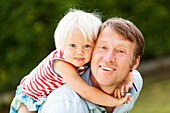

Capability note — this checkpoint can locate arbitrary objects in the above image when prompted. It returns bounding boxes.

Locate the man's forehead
[97,27,133,44]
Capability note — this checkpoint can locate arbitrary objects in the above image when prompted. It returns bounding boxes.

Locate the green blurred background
[0,0,170,112]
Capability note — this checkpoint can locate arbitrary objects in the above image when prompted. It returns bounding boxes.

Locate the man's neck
[91,74,118,113]
[91,73,117,95]
[104,106,115,113]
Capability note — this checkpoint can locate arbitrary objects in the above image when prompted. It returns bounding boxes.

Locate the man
[38,17,145,113]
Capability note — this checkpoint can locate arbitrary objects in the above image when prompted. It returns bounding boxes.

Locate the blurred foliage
[0,0,169,92]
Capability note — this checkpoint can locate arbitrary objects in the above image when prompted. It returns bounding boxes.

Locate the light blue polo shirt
[38,68,143,113]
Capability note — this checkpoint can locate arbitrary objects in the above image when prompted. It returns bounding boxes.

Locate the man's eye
[85,45,90,48]
[118,50,124,53]
[70,44,76,47]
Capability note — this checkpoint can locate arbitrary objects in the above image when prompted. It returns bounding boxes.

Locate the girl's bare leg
[18,103,36,113]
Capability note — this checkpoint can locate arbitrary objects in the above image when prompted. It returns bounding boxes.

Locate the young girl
[10,9,132,113]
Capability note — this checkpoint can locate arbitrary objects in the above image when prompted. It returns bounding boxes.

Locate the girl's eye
[85,45,90,48]
[70,44,76,47]
[101,46,106,49]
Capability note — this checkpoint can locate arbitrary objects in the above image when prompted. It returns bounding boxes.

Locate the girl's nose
[76,48,84,55]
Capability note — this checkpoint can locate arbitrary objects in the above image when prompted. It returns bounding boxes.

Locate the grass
[130,73,170,113]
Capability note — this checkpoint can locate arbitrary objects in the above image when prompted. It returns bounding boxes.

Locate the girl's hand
[117,93,131,106]
[114,81,133,98]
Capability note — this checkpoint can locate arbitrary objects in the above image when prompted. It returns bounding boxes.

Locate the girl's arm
[53,60,131,107]
[114,71,133,98]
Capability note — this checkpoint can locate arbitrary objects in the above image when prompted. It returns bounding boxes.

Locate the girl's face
[63,29,94,67]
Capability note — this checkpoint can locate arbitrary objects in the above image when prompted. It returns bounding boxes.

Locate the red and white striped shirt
[20,49,87,100]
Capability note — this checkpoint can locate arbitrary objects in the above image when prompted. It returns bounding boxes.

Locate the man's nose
[104,50,116,63]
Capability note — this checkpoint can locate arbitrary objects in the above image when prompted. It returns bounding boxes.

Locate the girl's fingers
[120,86,125,96]
[125,85,129,92]
[117,89,121,98]
[114,89,117,97]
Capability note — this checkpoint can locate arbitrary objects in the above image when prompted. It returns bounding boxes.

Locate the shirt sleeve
[51,49,76,76]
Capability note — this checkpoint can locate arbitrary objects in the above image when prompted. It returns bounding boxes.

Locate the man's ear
[131,55,140,71]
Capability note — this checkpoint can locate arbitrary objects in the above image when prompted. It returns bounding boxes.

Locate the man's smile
[100,65,116,71]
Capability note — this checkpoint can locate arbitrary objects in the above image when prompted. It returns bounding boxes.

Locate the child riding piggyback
[10,9,132,113]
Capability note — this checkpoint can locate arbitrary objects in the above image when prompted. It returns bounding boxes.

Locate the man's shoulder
[133,70,143,92]
[39,84,89,113]
[47,84,82,103]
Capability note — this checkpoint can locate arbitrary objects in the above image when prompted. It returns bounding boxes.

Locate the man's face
[91,27,137,88]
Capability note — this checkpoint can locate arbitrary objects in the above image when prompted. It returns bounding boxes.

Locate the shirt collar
[81,67,92,86]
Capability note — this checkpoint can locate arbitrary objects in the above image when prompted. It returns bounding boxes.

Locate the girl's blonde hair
[54,9,102,51]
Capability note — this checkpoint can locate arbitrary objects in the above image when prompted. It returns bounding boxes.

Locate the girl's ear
[131,55,140,71]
